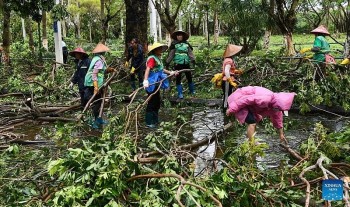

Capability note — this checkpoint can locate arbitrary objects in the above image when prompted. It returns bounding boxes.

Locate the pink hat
[311,25,330,36]
[69,47,88,57]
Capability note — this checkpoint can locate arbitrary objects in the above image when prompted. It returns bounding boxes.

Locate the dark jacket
[72,57,91,91]
[127,44,145,69]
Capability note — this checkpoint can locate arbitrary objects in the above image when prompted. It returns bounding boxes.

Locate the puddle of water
[191,109,346,173]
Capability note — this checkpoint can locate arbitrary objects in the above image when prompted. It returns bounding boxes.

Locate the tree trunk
[89,23,92,43]
[74,13,81,39]
[42,11,48,51]
[124,0,148,48]
[21,18,26,40]
[263,30,271,49]
[25,18,35,53]
[157,13,162,41]
[100,0,107,44]
[284,33,295,56]
[213,10,219,45]
[149,0,158,42]
[2,1,11,67]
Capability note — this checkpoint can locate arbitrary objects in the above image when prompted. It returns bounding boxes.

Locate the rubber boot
[176,84,184,99]
[188,82,195,95]
[96,117,108,125]
[91,120,100,129]
[145,112,156,128]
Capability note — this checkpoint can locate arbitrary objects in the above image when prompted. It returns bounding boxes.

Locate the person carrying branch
[68,47,91,107]
[143,43,178,128]
[125,38,146,91]
[221,44,243,112]
[226,86,296,143]
[300,25,335,65]
[166,30,196,99]
[84,43,115,129]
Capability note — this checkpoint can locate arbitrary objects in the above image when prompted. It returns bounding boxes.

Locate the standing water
[191,108,346,174]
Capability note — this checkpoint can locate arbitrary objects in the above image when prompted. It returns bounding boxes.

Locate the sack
[325,54,336,64]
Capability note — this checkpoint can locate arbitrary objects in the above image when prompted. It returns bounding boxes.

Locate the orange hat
[69,47,88,57]
[223,44,243,58]
[171,30,189,41]
[148,42,168,54]
[92,43,110,54]
[311,25,330,36]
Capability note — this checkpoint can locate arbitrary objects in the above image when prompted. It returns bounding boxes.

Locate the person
[166,30,196,99]
[226,86,296,143]
[300,25,335,65]
[68,47,91,107]
[62,38,68,64]
[125,38,146,91]
[143,42,178,128]
[221,44,243,112]
[84,43,115,129]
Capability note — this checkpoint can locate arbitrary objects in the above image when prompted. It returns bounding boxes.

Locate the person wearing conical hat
[68,47,91,107]
[166,30,196,99]
[143,42,178,128]
[222,44,243,113]
[84,43,115,129]
[300,25,335,64]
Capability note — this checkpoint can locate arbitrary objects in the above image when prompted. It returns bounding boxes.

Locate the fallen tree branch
[128,173,222,207]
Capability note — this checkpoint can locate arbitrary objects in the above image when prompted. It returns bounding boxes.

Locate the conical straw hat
[148,42,168,54]
[92,43,110,54]
[171,30,189,41]
[69,47,88,57]
[223,44,243,58]
[311,25,330,36]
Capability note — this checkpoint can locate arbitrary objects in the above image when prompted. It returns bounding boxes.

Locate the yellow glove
[124,61,129,68]
[340,58,350,65]
[234,69,243,75]
[300,48,311,54]
[130,67,135,74]
[93,81,99,94]
[227,77,238,88]
[304,54,313,59]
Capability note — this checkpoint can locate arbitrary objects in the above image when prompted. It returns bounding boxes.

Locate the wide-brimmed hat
[223,44,243,58]
[148,42,168,54]
[171,30,189,41]
[92,43,110,54]
[311,25,330,36]
[69,47,88,57]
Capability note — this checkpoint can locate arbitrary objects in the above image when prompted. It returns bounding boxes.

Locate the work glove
[106,67,116,73]
[227,77,238,88]
[300,48,311,54]
[143,79,149,88]
[340,58,350,65]
[68,82,74,88]
[93,81,99,94]
[234,69,243,75]
[130,67,136,74]
[124,61,129,68]
[304,54,313,59]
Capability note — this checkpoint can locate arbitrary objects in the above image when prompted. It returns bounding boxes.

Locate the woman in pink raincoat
[226,86,296,143]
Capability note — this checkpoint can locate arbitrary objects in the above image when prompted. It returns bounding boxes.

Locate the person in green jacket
[84,43,115,129]
[300,25,335,64]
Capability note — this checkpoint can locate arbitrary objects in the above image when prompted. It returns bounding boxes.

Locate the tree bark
[213,10,219,45]
[25,18,35,53]
[124,0,148,47]
[42,12,48,51]
[1,0,11,67]
[263,30,271,49]
[284,33,295,56]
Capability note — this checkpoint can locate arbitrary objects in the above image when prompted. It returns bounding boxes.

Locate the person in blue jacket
[69,47,91,107]
[143,43,178,128]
